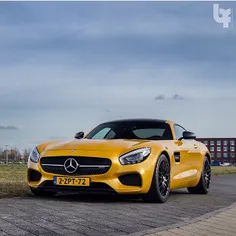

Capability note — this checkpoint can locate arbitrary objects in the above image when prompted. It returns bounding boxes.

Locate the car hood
[44,139,153,153]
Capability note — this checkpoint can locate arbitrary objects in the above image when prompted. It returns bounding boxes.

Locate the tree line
[0,148,31,164]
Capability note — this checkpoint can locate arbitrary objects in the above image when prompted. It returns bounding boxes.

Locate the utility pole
[5,145,8,165]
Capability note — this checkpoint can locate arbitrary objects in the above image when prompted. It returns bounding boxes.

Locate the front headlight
[119,147,151,165]
[29,147,40,163]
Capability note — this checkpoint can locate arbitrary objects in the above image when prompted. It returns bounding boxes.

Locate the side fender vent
[174,152,180,163]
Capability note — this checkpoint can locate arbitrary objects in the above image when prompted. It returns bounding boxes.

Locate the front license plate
[53,177,90,186]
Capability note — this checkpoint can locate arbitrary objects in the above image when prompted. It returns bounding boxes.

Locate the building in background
[197,138,236,164]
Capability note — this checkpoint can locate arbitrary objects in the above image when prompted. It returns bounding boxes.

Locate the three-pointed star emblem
[64,158,79,174]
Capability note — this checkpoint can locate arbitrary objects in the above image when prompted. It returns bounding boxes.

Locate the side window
[174,125,186,140]
[104,129,116,139]
[91,127,111,139]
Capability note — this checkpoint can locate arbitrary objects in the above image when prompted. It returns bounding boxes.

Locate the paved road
[146,203,236,236]
[0,175,235,236]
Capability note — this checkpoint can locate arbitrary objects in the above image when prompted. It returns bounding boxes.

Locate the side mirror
[75,132,84,139]
[179,131,196,140]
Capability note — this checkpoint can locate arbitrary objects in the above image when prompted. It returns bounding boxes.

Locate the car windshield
[85,121,173,140]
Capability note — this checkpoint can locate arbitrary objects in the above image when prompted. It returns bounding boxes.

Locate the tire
[187,156,211,194]
[142,154,170,203]
[30,187,56,197]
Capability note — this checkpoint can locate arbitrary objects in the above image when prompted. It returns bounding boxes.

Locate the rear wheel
[142,154,170,203]
[187,156,211,194]
[30,187,56,197]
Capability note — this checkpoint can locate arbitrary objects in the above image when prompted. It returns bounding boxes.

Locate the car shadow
[25,189,190,203]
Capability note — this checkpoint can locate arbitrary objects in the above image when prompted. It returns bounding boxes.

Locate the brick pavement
[147,203,236,236]
[0,175,235,236]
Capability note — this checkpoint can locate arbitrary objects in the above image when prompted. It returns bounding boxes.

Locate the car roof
[101,118,168,125]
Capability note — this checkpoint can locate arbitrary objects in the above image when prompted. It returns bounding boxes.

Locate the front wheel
[142,154,170,203]
[187,156,211,194]
[30,187,56,197]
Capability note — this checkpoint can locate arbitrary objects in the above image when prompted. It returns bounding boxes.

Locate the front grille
[40,156,111,176]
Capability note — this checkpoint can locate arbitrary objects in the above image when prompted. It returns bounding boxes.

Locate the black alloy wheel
[142,154,170,203]
[187,156,211,194]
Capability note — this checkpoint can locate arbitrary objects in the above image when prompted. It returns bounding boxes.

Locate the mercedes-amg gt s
[27,119,211,203]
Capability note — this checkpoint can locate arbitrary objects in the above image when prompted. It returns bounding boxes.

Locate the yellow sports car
[27,119,211,203]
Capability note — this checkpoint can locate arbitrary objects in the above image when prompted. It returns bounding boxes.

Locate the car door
[171,125,196,188]
[187,139,204,181]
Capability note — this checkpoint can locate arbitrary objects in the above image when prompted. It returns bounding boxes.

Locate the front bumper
[27,152,157,194]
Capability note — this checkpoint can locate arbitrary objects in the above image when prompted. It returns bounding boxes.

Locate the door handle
[194,144,198,149]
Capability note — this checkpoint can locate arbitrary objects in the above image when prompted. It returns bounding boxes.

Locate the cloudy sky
[0,1,236,149]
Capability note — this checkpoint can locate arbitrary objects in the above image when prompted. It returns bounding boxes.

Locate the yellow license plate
[53,177,90,186]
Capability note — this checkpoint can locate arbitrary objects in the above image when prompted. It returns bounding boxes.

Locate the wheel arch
[159,151,171,169]
[142,150,171,202]
[150,150,171,183]
[205,152,211,164]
